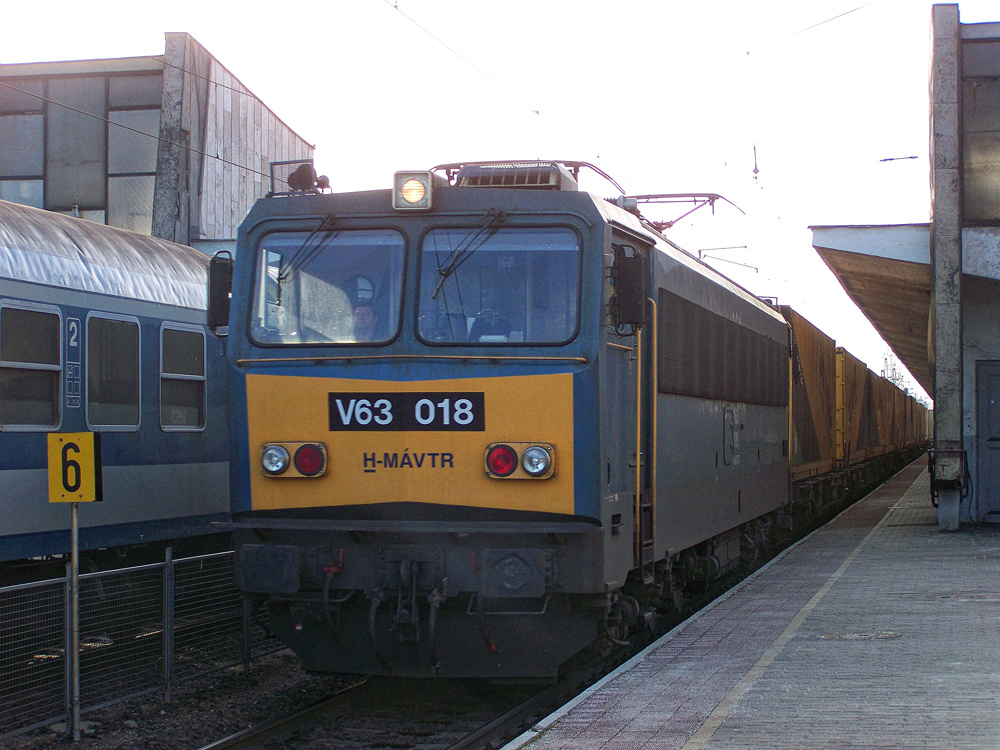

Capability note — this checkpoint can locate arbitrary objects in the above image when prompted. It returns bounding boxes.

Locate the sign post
[48,432,102,742]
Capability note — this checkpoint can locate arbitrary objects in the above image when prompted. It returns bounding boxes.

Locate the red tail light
[294,444,326,477]
[486,444,518,477]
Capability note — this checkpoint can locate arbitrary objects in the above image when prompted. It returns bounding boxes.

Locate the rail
[196,678,370,750]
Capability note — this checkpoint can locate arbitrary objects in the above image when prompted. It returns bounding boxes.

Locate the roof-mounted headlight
[393,171,435,211]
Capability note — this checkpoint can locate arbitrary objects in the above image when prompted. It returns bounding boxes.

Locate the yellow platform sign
[48,432,102,503]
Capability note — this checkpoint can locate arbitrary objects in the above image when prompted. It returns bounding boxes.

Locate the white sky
[7,0,999,403]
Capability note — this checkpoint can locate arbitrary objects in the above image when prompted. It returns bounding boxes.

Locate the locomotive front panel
[243,372,575,513]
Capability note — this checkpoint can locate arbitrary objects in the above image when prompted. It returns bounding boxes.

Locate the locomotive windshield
[417,227,580,345]
[250,228,405,345]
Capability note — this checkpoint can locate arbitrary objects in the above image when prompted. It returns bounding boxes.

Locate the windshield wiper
[278,213,339,285]
[430,209,507,300]
[268,213,338,307]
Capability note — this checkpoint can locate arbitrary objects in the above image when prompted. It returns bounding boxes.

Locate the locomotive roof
[590,194,789,334]
[0,200,208,310]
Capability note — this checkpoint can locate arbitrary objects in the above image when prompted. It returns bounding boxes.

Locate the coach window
[160,326,206,430]
[0,304,61,428]
[87,315,140,429]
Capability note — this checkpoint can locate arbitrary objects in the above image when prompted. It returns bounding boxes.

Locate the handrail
[647,296,658,558]
[237,354,588,365]
[634,326,643,563]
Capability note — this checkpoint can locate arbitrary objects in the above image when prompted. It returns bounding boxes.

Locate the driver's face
[353,305,376,340]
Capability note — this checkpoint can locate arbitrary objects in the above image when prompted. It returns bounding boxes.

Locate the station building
[812,4,999,530]
[0,32,312,253]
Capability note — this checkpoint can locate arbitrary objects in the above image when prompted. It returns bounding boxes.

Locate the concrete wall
[932,7,1000,526]
[153,33,313,244]
[961,248,1000,522]
[958,23,1000,524]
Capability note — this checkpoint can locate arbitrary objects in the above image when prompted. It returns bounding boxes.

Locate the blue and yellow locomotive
[216,161,797,679]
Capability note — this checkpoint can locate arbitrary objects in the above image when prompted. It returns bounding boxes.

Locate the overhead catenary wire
[1,2,890,198]
[745,0,887,183]
[0,0,899,223]
[788,1,879,36]
[378,0,601,161]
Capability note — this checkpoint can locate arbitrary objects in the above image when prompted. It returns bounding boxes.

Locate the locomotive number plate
[328,392,485,431]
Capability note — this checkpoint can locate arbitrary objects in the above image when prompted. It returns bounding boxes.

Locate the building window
[108,174,156,234]
[108,109,159,174]
[0,73,164,223]
[963,40,1000,223]
[87,315,139,429]
[0,79,44,114]
[0,98,44,208]
[108,75,163,109]
[46,77,107,215]
[0,113,44,175]
[0,304,61,428]
[0,179,43,208]
[160,326,206,430]
[107,108,159,234]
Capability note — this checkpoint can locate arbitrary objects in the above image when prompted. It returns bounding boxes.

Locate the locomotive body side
[649,246,790,575]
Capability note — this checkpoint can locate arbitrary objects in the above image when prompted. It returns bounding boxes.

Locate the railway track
[194,675,548,750]
[197,677,370,749]
[192,517,830,750]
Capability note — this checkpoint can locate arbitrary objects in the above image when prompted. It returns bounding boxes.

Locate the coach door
[977,361,1000,523]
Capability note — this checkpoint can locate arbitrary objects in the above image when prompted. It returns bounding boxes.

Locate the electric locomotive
[0,200,229,582]
[215,161,793,679]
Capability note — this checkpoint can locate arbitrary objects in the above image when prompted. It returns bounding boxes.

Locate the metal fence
[0,551,277,740]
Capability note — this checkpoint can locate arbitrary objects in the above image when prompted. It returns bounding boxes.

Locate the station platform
[504,458,1000,750]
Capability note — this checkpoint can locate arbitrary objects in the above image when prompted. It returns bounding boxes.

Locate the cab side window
[0,304,61,427]
[160,326,206,430]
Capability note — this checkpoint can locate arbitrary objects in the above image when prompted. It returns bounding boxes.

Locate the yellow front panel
[246,372,575,514]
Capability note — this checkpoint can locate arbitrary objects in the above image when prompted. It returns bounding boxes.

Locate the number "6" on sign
[47,432,103,503]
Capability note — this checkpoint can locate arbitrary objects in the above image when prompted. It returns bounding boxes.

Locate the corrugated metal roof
[0,200,207,310]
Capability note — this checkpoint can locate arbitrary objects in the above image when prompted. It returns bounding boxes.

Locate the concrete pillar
[930,4,963,530]
[152,33,188,243]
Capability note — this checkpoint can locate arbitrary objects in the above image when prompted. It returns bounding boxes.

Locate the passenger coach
[0,200,229,580]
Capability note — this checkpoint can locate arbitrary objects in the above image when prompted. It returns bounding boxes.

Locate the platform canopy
[810,224,932,395]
